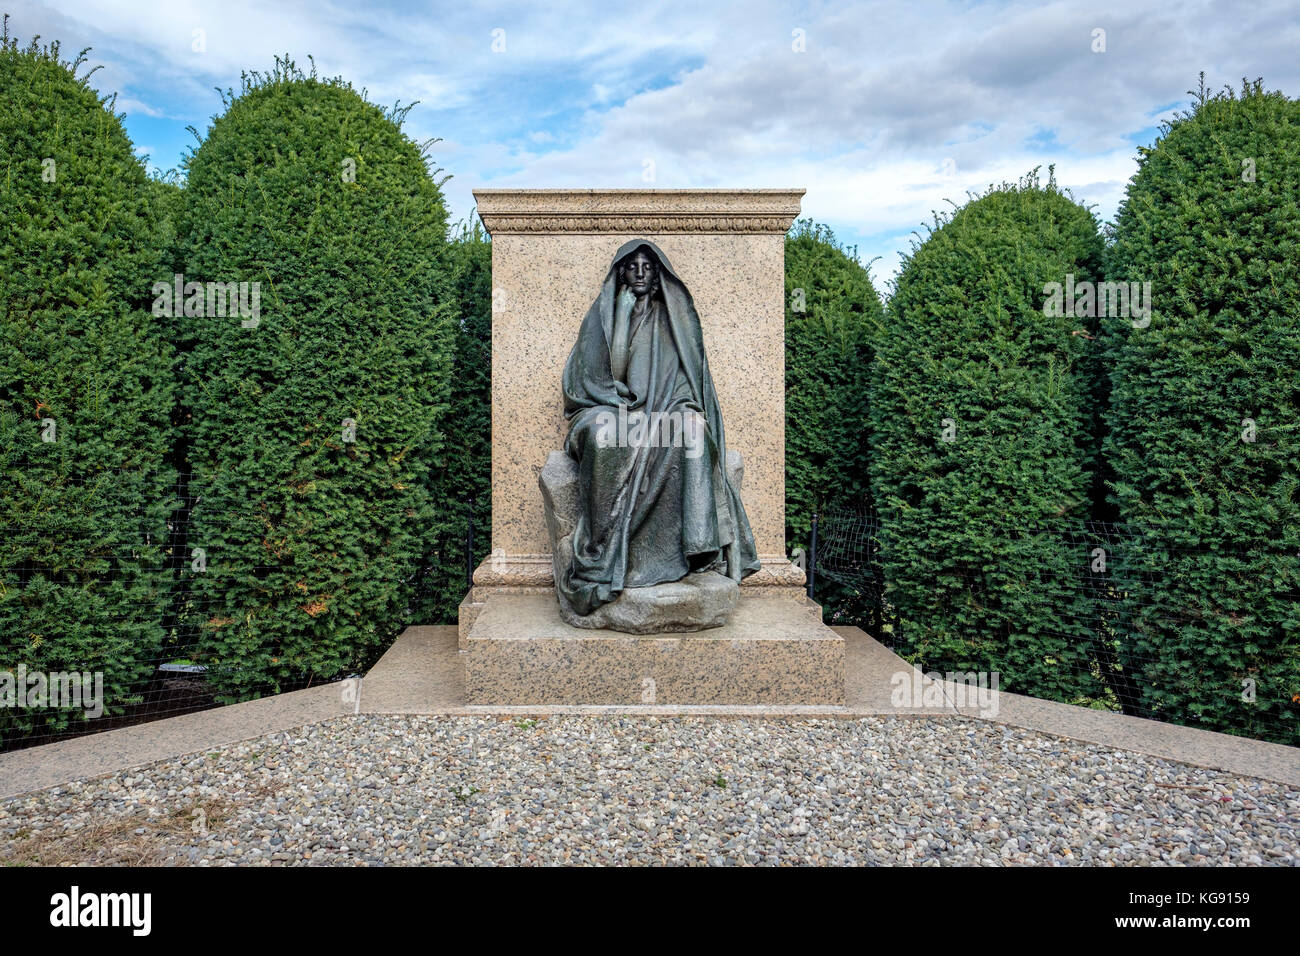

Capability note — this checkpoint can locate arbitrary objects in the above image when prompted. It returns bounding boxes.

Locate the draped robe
[559,240,760,616]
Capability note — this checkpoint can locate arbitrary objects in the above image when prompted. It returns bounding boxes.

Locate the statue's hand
[615,286,637,318]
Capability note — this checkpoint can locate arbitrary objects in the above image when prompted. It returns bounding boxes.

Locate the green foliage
[414,217,492,624]
[175,58,456,701]
[0,25,176,740]
[870,170,1105,700]
[1103,78,1300,743]
[145,173,184,275]
[784,219,883,624]
[784,219,882,542]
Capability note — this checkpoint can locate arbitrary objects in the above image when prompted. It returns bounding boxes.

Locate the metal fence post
[466,497,475,590]
[807,512,818,600]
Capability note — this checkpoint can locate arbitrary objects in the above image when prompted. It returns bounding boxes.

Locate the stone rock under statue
[540,239,760,633]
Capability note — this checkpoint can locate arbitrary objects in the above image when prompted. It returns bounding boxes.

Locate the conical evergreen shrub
[784,219,883,621]
[1103,78,1300,743]
[415,218,492,624]
[176,58,456,700]
[0,24,176,741]
[870,170,1106,701]
[785,219,882,541]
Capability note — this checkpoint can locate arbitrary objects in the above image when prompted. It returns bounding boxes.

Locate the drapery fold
[558,239,760,616]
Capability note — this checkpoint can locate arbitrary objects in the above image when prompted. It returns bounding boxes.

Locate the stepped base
[462,592,845,705]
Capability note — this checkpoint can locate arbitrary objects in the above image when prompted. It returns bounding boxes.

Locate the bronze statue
[555,239,760,620]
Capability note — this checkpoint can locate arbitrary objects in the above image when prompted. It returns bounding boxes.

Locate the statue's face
[620,251,658,296]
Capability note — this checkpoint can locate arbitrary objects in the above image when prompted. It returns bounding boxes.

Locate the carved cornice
[473,189,806,236]
[481,215,800,235]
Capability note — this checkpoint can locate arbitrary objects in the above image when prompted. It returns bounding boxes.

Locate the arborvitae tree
[1103,78,1300,744]
[175,58,456,701]
[414,217,492,624]
[784,220,882,537]
[870,170,1106,702]
[0,24,176,742]
[784,219,883,621]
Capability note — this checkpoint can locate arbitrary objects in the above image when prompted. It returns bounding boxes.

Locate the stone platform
[462,592,845,706]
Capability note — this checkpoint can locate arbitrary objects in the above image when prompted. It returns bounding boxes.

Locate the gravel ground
[2,714,1297,866]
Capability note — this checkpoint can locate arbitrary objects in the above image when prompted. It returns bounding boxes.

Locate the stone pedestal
[460,188,841,705]
[464,592,844,705]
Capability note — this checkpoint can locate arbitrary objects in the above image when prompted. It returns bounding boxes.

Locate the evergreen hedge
[0,27,176,740]
[415,219,492,624]
[784,220,882,540]
[1103,79,1300,743]
[784,219,883,622]
[870,171,1106,701]
[175,59,456,701]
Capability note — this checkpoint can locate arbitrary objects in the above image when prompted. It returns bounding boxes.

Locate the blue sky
[10,0,1300,285]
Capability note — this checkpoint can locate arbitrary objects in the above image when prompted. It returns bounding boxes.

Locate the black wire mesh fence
[812,508,1300,747]
[1,471,470,754]
[6,480,1295,752]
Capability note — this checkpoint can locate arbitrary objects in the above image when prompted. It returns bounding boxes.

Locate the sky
[8,0,1300,286]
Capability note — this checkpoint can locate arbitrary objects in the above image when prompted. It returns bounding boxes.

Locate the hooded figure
[559,239,761,617]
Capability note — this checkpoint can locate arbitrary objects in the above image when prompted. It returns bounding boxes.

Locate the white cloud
[8,0,1298,279]
[115,96,165,117]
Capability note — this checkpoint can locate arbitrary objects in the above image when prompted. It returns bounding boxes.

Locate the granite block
[462,591,845,705]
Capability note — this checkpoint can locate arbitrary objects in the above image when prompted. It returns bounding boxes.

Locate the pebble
[1,715,1296,866]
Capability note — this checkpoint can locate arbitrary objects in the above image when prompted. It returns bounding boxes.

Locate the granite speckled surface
[473,189,804,579]
[462,592,845,706]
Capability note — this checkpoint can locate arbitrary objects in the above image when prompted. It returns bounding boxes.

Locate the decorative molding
[472,189,806,236]
[471,553,806,589]
[472,554,554,588]
[481,215,801,235]
[740,556,807,589]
